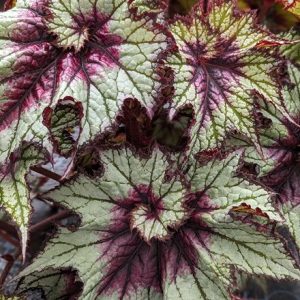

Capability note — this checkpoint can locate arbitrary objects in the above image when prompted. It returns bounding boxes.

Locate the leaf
[280,31,300,63]
[277,0,300,18]
[166,0,284,156]
[277,167,300,250]
[0,144,47,258]
[18,268,83,299]
[129,0,168,18]
[237,95,293,179]
[18,149,187,299]
[237,32,300,178]
[0,0,168,167]
[42,96,83,157]
[163,154,300,299]
[114,98,193,151]
[229,34,300,251]
[0,296,22,300]
[17,149,300,299]
[116,98,153,149]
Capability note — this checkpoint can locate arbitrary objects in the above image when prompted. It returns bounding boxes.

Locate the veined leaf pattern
[0,0,168,242]
[228,32,300,177]
[0,1,299,299]
[0,0,168,165]
[18,149,300,299]
[167,0,284,155]
[235,31,300,253]
[0,144,47,258]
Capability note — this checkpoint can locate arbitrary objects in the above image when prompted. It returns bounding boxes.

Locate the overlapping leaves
[0,0,299,299]
[0,0,168,242]
[0,0,168,163]
[17,149,300,299]
[238,31,300,251]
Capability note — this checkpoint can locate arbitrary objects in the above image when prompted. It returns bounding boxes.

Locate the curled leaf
[43,96,83,157]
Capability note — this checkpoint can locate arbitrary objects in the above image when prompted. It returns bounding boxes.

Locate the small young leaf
[43,96,83,157]
[129,0,168,18]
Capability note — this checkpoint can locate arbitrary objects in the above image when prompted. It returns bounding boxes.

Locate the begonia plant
[0,0,300,299]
